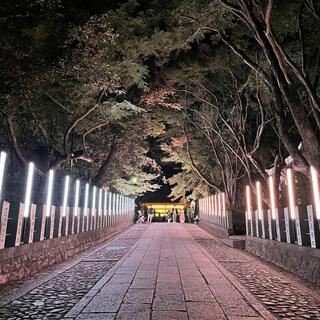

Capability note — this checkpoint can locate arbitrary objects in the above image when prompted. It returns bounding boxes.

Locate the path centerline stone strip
[0,225,146,320]
[62,223,275,320]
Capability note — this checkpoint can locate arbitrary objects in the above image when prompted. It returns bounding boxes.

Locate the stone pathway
[1,223,320,319]
[63,224,275,320]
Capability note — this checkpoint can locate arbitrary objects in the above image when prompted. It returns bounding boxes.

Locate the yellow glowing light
[268,176,276,220]
[256,181,263,220]
[311,166,320,220]
[286,169,296,219]
[246,185,252,219]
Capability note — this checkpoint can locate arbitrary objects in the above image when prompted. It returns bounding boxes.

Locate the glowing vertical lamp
[84,183,89,216]
[109,192,112,217]
[23,163,35,217]
[311,166,320,220]
[74,180,80,216]
[61,176,70,217]
[222,193,226,216]
[0,151,7,199]
[45,170,55,217]
[286,168,296,219]
[113,193,116,221]
[98,188,102,216]
[268,176,277,220]
[104,190,107,226]
[256,181,263,220]
[246,186,252,220]
[214,195,218,216]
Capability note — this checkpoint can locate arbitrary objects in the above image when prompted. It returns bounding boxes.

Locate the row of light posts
[199,192,230,228]
[0,152,135,249]
[246,168,320,248]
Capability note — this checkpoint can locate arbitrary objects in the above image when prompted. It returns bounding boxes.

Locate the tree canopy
[1,0,320,207]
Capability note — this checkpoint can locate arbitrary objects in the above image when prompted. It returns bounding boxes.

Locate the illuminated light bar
[116,194,119,215]
[256,181,263,220]
[0,151,7,198]
[311,166,320,220]
[83,183,89,216]
[218,193,221,215]
[98,188,102,216]
[113,193,116,216]
[23,162,35,217]
[214,195,217,215]
[92,186,97,213]
[74,180,80,216]
[45,170,55,217]
[109,192,112,216]
[104,190,107,216]
[246,185,252,219]
[62,176,70,217]
[222,193,226,216]
[286,168,296,219]
[268,176,277,220]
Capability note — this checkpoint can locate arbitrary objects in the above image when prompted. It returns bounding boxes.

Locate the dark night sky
[137,164,181,203]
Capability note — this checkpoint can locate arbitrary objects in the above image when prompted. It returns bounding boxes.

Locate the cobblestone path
[0,226,144,320]
[187,224,320,320]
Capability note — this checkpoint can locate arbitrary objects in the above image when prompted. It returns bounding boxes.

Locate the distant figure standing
[137,211,145,223]
[194,214,200,225]
[179,208,185,223]
[166,211,172,223]
[147,205,154,223]
[172,206,178,223]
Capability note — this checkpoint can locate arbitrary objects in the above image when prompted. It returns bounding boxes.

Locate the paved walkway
[1,223,320,319]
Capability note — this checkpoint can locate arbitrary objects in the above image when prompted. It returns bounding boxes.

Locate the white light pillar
[44,170,55,239]
[0,151,7,200]
[83,183,90,232]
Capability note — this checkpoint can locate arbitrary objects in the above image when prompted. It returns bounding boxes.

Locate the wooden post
[15,203,25,246]
[57,206,63,237]
[40,205,47,241]
[0,201,10,249]
[28,203,36,243]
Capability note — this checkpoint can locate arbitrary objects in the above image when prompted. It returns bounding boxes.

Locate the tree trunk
[93,140,117,186]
